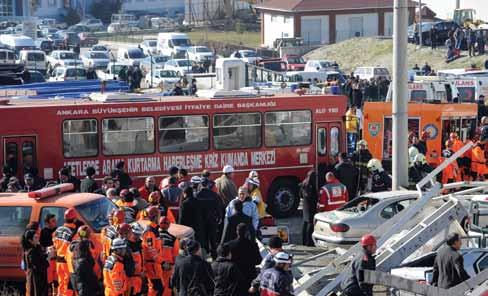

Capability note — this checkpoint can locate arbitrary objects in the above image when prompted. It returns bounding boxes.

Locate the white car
[81,19,104,32]
[90,45,110,55]
[186,46,214,63]
[140,39,158,56]
[145,69,180,88]
[164,59,194,76]
[140,55,170,73]
[304,60,338,72]
[81,51,110,69]
[48,66,87,81]
[46,50,82,71]
[230,50,262,64]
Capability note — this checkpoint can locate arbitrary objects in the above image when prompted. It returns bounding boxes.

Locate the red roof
[256,0,416,12]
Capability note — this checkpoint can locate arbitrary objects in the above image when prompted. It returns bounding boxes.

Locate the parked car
[304,60,338,72]
[78,32,98,47]
[81,51,110,69]
[117,47,146,66]
[62,31,81,47]
[145,69,180,88]
[258,60,287,72]
[90,45,110,55]
[47,31,65,49]
[24,70,46,84]
[282,54,306,71]
[140,39,158,56]
[46,50,82,71]
[107,23,140,33]
[140,55,170,73]
[353,66,391,81]
[164,59,194,76]
[390,247,488,295]
[186,46,214,62]
[230,50,262,64]
[96,62,130,81]
[35,38,54,54]
[157,32,191,58]
[312,191,419,246]
[80,19,104,32]
[0,49,16,64]
[49,66,87,81]
[0,35,36,54]
[17,50,47,73]
[67,24,90,33]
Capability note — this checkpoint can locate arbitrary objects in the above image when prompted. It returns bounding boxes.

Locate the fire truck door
[316,122,342,187]
[2,136,37,180]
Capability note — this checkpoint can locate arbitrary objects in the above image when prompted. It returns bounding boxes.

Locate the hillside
[305,37,487,73]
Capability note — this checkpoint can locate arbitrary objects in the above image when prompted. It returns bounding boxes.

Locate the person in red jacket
[139,176,157,201]
[318,172,348,212]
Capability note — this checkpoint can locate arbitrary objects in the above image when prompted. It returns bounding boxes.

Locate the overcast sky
[421,0,488,21]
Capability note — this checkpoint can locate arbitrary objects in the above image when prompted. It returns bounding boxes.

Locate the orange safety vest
[103,255,128,296]
[472,146,487,176]
[452,139,464,153]
[318,182,348,212]
[101,225,118,259]
[141,222,163,279]
[53,223,77,260]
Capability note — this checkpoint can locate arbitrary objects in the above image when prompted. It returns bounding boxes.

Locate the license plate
[315,240,329,248]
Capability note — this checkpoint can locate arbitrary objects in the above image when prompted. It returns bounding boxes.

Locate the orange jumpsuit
[103,255,128,296]
[441,154,461,184]
[160,230,179,296]
[128,240,143,296]
[452,139,464,153]
[101,225,118,260]
[472,145,487,179]
[53,223,77,296]
[142,222,164,296]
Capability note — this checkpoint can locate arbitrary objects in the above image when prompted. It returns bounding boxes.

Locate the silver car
[313,191,419,247]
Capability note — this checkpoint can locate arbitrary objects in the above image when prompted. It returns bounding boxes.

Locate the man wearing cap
[432,233,470,289]
[259,251,294,296]
[80,166,98,193]
[340,234,377,296]
[225,186,259,231]
[215,165,238,206]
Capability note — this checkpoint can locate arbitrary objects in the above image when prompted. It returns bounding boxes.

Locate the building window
[213,113,261,150]
[102,117,154,155]
[0,0,13,17]
[63,119,98,158]
[48,0,57,6]
[159,115,209,152]
[265,110,311,147]
[284,16,292,24]
[271,15,278,23]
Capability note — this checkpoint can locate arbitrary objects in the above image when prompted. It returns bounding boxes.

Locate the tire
[268,178,300,218]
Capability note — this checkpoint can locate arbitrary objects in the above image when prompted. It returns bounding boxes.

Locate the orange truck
[0,184,193,281]
[362,101,478,165]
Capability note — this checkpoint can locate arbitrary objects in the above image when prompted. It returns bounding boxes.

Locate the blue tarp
[0,80,129,99]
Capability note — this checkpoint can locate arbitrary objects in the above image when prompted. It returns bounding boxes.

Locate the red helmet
[360,234,377,247]
[64,208,77,221]
[159,216,170,228]
[147,206,160,220]
[77,225,91,238]
[148,191,160,203]
[112,209,125,225]
[118,223,132,236]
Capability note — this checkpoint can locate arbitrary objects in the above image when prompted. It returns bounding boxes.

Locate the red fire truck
[1,93,347,217]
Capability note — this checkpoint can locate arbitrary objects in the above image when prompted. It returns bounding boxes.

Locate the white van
[0,49,16,64]
[157,32,191,58]
[18,50,47,73]
[304,60,338,72]
[117,47,146,65]
[0,35,36,54]
[353,66,391,81]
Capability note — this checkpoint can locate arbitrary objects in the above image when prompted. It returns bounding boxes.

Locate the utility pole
[392,0,409,189]
[456,0,460,9]
[418,0,422,47]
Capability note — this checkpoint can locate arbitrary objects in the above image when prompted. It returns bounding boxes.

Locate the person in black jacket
[171,240,214,296]
[227,223,262,292]
[71,233,100,296]
[110,161,132,189]
[334,153,359,200]
[212,244,243,296]
[351,140,372,195]
[300,170,318,246]
[58,166,80,192]
[80,167,98,193]
[22,228,49,296]
[221,200,255,244]
[0,166,13,192]
[432,233,470,289]
[179,187,201,232]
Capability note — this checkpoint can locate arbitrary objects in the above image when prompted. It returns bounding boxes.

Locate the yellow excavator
[453,8,485,28]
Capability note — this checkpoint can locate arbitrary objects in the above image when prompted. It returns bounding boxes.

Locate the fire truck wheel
[268,178,300,218]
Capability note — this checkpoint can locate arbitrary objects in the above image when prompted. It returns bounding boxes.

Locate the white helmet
[246,177,260,187]
[273,252,292,264]
[130,222,144,237]
[111,238,127,251]
[190,175,201,185]
[408,146,419,165]
[223,165,234,174]
[249,170,259,179]
[367,158,383,172]
[357,139,368,149]
[414,153,427,165]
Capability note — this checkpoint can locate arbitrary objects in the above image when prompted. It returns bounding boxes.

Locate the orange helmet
[148,191,160,203]
[64,208,77,221]
[118,223,132,236]
[159,216,170,228]
[77,225,91,239]
[112,209,125,225]
[360,234,377,247]
[147,206,160,220]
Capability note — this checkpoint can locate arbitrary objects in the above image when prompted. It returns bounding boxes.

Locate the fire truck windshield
[75,198,117,232]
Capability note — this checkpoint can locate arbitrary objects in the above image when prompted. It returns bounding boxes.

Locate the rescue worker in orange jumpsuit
[104,238,129,296]
[101,209,125,260]
[117,223,136,282]
[142,206,164,296]
[450,132,469,179]
[318,172,348,212]
[159,217,179,296]
[53,208,78,296]
[472,142,487,180]
[442,140,461,184]
[128,223,144,296]
[116,189,140,223]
